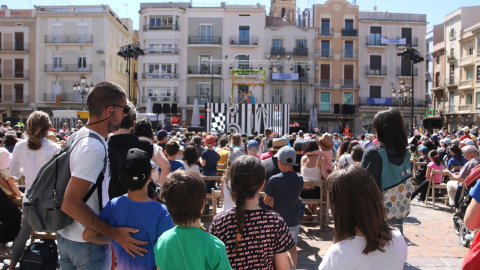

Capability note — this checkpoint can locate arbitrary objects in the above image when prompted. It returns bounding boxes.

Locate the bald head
[463,145,479,160]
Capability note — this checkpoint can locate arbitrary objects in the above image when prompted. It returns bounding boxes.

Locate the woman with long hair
[8,111,61,270]
[300,140,328,214]
[319,165,407,269]
[335,137,351,164]
[360,108,409,233]
[411,150,444,202]
[210,155,293,270]
[446,144,467,172]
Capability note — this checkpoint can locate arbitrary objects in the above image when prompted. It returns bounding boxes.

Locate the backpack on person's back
[22,132,107,232]
[19,239,58,270]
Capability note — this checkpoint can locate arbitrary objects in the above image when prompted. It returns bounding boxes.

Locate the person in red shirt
[461,127,472,141]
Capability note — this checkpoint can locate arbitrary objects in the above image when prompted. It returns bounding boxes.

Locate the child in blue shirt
[83,148,174,270]
[201,135,220,193]
[159,140,185,174]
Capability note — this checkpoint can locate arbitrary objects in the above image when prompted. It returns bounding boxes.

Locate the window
[321,40,330,57]
[345,19,354,30]
[370,26,381,45]
[449,65,455,84]
[149,40,174,54]
[450,28,455,38]
[239,26,250,44]
[477,66,480,81]
[273,39,282,48]
[469,48,474,56]
[467,95,472,105]
[237,55,249,70]
[477,92,480,108]
[344,41,353,57]
[321,19,330,35]
[272,88,282,103]
[199,25,213,43]
[294,88,306,111]
[478,39,480,55]
[0,84,2,102]
[467,69,473,80]
[297,39,306,48]
[320,92,330,112]
[343,92,353,105]
[200,55,211,74]
[370,55,381,74]
[77,53,86,72]
[78,26,87,42]
[426,43,430,53]
[148,87,171,102]
[53,54,62,72]
[344,65,354,87]
[436,55,439,64]
[148,64,160,76]
[320,64,330,86]
[150,16,173,28]
[435,72,440,87]
[450,44,454,57]
[426,59,429,72]
[197,83,211,104]
[401,28,412,46]
[369,86,381,98]
[449,91,454,112]
[14,84,23,103]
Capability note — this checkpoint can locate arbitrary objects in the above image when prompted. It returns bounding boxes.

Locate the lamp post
[291,63,310,127]
[73,74,94,111]
[117,42,145,103]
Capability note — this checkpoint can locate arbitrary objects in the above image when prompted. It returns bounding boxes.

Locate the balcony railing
[366,66,387,76]
[143,24,179,31]
[187,96,221,104]
[366,37,386,46]
[187,65,222,75]
[316,49,334,58]
[316,79,333,89]
[291,103,316,113]
[0,42,29,51]
[293,47,308,56]
[45,35,93,43]
[145,48,179,55]
[318,28,334,37]
[188,36,221,45]
[397,67,418,77]
[341,79,358,89]
[229,36,258,45]
[141,96,179,103]
[2,95,29,103]
[142,72,179,79]
[341,49,357,59]
[294,74,308,83]
[359,97,428,107]
[458,105,473,112]
[445,76,459,86]
[342,28,357,37]
[0,70,28,78]
[459,79,474,89]
[43,93,82,102]
[44,64,92,73]
[271,47,286,56]
[396,38,418,47]
[459,55,474,67]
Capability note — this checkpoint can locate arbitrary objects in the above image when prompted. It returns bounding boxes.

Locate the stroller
[453,179,477,247]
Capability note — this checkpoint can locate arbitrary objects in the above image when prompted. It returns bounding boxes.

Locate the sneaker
[465,233,475,242]
[0,244,12,259]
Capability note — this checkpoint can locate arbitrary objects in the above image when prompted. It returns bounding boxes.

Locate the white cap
[464,127,471,132]
[441,138,451,145]
[461,138,475,146]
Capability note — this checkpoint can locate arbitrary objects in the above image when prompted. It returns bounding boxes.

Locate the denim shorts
[288,225,300,245]
[57,233,111,270]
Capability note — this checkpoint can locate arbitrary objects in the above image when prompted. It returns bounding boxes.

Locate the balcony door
[53,26,62,43]
[239,26,250,45]
[199,25,212,44]
[199,55,211,74]
[78,26,87,42]
[53,54,62,72]
[77,54,86,72]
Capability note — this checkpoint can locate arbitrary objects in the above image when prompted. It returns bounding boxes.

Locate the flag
[381,37,406,45]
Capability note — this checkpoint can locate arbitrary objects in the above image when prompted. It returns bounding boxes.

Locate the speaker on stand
[171,104,177,114]
[152,103,162,114]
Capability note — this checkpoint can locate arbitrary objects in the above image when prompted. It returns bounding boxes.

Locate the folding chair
[425,170,448,210]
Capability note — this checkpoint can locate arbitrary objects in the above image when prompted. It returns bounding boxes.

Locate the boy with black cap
[83,148,173,270]
[263,146,304,269]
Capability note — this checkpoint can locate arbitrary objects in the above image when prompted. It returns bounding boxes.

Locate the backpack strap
[378,148,411,190]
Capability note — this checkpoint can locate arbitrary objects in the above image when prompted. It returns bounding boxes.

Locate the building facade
[314,0,359,134]
[357,11,427,134]
[427,23,446,130]
[34,5,133,114]
[0,6,36,118]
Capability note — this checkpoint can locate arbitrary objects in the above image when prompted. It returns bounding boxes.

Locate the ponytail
[234,193,246,253]
[429,150,442,166]
[26,111,51,150]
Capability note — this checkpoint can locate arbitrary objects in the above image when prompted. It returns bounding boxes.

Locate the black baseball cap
[118,148,152,191]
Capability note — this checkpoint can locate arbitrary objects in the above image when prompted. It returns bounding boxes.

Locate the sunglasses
[107,104,130,114]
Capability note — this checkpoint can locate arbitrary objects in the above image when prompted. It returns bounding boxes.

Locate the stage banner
[381,37,406,45]
[272,73,299,80]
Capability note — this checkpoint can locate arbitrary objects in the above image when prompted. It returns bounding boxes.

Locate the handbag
[378,149,414,220]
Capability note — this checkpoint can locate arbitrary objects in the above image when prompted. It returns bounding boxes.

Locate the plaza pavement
[1,198,470,269]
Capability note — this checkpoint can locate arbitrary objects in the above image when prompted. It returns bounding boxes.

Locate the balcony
[142,73,179,79]
[293,47,308,56]
[359,97,393,107]
[366,37,386,47]
[341,28,357,37]
[291,103,316,113]
[145,48,179,55]
[229,36,258,46]
[458,104,473,113]
[459,79,474,90]
[293,74,308,83]
[187,96,221,105]
[2,95,29,103]
[316,79,333,89]
[341,79,358,89]
[45,35,93,43]
[445,76,458,87]
[44,64,92,73]
[397,38,418,47]
[341,49,357,59]
[0,70,28,78]
[0,42,29,52]
[318,28,334,37]
[459,55,474,67]
[141,96,179,103]
[431,80,445,91]
[447,55,456,64]
[188,36,221,45]
[43,93,81,102]
[142,24,179,31]
[316,49,334,59]
[397,67,418,77]
[187,66,222,75]
[271,47,286,56]
[365,66,387,76]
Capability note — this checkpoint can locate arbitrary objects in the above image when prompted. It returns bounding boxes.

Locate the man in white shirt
[59,82,147,269]
[364,134,375,150]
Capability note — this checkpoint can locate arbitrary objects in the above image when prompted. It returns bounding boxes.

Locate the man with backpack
[59,82,147,269]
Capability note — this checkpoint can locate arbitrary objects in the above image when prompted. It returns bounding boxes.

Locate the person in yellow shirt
[216,136,229,166]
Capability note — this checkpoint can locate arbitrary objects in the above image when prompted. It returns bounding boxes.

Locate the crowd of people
[1,82,480,269]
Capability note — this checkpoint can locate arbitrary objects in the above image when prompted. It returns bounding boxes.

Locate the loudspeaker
[163,103,171,114]
[171,104,177,114]
[152,103,162,114]
[341,104,355,115]
[334,104,340,115]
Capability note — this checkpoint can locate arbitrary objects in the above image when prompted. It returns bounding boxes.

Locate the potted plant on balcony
[447,55,456,61]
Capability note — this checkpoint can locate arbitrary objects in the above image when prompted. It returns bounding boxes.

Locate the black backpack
[20,239,58,270]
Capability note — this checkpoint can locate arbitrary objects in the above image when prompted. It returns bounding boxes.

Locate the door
[370,26,381,45]
[321,41,330,57]
[14,59,23,78]
[77,54,86,72]
[320,64,330,87]
[53,54,62,72]
[295,88,306,111]
[78,26,87,42]
[199,55,211,74]
[344,65,354,87]
[14,32,24,51]
[239,26,250,45]
[344,41,353,58]
[320,92,330,112]
[321,19,330,35]
[199,25,212,44]
[370,55,381,74]
[53,26,62,43]
[402,28,412,46]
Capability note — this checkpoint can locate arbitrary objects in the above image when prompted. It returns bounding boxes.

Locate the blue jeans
[58,233,111,270]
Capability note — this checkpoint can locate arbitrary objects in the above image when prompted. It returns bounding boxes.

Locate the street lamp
[291,64,310,127]
[392,80,412,127]
[73,74,94,111]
